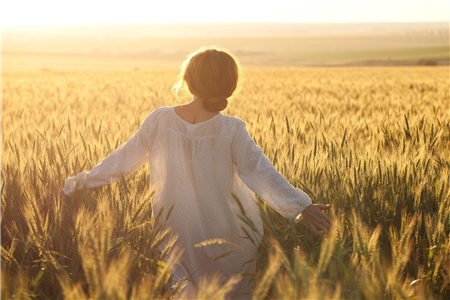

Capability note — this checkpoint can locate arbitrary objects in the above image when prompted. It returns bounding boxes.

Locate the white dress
[63,106,312,299]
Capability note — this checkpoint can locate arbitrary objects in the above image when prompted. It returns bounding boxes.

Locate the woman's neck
[182,96,209,112]
[174,95,220,124]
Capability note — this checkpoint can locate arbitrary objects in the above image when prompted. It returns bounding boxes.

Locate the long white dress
[63,106,312,299]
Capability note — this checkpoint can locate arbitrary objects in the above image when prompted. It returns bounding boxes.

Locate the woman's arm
[62,109,160,196]
[231,120,332,233]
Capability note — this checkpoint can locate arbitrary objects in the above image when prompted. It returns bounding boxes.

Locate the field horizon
[3,22,449,72]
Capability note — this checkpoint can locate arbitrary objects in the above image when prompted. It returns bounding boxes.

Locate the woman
[61,46,332,299]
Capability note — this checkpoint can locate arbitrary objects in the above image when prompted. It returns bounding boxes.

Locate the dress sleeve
[63,109,160,196]
[231,120,312,222]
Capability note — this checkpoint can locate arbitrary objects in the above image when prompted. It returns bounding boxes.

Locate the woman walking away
[61,46,332,299]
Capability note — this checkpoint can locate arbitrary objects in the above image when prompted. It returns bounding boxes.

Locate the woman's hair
[172,46,243,112]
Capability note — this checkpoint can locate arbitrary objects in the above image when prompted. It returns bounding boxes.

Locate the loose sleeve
[63,109,159,196]
[231,121,312,222]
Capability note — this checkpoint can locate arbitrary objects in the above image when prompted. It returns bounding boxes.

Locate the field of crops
[2,67,449,299]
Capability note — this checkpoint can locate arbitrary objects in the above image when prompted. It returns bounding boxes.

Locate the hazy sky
[2,0,449,25]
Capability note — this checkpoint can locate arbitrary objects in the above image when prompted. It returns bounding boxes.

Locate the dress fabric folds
[63,106,312,299]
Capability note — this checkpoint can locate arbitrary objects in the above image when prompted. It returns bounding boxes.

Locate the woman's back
[149,106,261,251]
[150,105,261,298]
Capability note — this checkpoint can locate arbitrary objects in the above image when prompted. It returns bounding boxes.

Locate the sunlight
[2,0,448,25]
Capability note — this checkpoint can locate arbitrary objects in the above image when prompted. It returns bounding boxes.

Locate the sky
[2,0,449,25]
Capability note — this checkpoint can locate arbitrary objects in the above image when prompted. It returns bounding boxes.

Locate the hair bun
[204,96,228,112]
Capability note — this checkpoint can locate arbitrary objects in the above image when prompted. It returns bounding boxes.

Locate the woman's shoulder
[151,106,173,115]
[139,106,173,129]
[145,106,173,120]
[221,114,247,128]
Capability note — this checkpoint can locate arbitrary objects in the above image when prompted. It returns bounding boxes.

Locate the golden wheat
[2,67,449,299]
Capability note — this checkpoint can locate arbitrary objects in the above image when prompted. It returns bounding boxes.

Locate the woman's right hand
[300,204,332,235]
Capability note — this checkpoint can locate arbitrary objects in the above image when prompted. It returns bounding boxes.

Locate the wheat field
[1,67,449,299]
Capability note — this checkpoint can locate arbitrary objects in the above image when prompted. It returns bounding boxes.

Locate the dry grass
[2,67,449,299]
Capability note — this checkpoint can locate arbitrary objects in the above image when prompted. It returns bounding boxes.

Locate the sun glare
[2,0,449,25]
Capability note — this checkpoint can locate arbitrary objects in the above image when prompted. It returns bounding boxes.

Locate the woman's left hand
[59,190,71,202]
[37,190,71,211]
[37,193,54,211]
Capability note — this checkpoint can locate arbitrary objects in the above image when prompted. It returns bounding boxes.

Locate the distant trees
[415,58,439,66]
